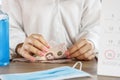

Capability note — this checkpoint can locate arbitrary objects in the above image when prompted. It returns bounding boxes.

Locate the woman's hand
[68,39,96,61]
[16,34,50,62]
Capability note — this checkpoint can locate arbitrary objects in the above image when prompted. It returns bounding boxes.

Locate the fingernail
[39,52,45,56]
[65,51,71,59]
[47,46,51,49]
[46,43,51,48]
[67,56,71,59]
[43,47,49,52]
[30,58,36,62]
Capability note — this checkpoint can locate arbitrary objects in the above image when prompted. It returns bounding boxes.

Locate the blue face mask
[0,62,91,80]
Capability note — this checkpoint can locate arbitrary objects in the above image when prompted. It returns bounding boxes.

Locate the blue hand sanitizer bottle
[0,0,9,66]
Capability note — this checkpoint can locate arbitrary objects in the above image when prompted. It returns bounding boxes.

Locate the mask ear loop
[72,61,82,71]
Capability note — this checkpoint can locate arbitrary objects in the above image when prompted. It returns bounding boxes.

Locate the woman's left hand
[68,39,96,60]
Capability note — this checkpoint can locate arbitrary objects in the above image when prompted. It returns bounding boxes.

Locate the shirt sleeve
[2,0,26,57]
[75,0,101,51]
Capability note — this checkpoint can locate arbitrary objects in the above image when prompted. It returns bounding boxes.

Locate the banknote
[35,40,69,61]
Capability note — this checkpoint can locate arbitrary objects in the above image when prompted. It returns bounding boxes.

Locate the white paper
[97,0,120,77]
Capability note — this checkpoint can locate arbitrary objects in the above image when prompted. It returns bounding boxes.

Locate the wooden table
[0,59,120,80]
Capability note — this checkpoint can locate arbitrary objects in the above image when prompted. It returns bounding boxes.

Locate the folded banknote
[35,40,69,61]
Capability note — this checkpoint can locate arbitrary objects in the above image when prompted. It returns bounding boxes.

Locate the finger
[68,39,87,54]
[69,41,93,58]
[76,50,94,60]
[88,54,96,60]
[83,50,94,59]
[76,54,85,60]
[78,42,92,54]
[20,49,36,62]
[23,43,45,56]
[26,37,49,52]
[70,50,80,58]
[31,34,50,48]
[70,48,93,58]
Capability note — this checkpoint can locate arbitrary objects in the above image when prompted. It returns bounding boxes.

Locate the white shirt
[2,0,101,56]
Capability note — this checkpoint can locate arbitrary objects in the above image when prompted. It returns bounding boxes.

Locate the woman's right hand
[16,34,50,62]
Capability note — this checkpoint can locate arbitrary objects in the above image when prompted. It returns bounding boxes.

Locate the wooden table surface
[0,59,120,80]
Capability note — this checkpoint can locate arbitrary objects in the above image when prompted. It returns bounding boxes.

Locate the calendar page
[97,0,120,77]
